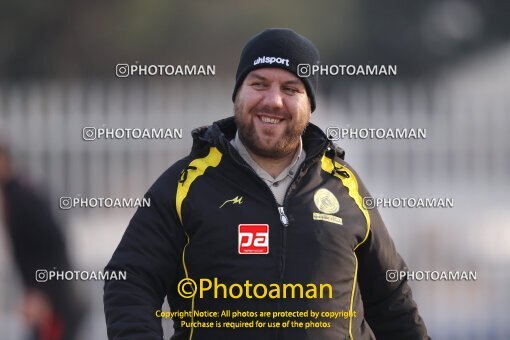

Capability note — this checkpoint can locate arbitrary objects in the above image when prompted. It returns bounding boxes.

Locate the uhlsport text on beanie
[232,28,320,112]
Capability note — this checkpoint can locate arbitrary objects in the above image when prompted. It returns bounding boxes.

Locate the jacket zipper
[226,139,327,269]
[226,140,327,340]
[225,146,291,271]
[278,206,289,227]
[277,205,289,285]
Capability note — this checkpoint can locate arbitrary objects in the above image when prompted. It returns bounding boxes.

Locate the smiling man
[234,68,310,157]
[104,28,429,339]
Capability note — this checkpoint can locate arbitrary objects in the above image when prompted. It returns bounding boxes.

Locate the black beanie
[232,28,320,112]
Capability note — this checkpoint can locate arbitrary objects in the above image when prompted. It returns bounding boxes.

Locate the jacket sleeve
[103,167,187,339]
[353,173,430,339]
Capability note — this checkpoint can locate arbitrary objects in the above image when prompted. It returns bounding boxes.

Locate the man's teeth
[261,116,281,124]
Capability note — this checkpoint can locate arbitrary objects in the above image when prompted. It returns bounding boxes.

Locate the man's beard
[234,100,309,160]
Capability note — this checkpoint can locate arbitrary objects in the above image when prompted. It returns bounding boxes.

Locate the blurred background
[1,1,509,339]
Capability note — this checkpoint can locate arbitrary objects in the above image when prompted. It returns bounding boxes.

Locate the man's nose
[260,85,284,109]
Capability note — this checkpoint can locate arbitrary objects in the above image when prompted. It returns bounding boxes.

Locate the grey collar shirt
[230,132,306,205]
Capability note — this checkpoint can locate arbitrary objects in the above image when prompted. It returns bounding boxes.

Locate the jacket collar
[191,116,343,161]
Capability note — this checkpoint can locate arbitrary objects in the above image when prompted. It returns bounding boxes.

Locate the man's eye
[284,87,298,94]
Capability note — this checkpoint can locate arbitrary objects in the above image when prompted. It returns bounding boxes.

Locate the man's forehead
[246,68,304,85]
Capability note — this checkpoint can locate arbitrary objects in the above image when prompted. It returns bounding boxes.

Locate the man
[0,143,86,340]
[104,28,429,339]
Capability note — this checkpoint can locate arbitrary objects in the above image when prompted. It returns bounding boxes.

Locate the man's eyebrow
[246,73,267,81]
[247,73,304,87]
[282,79,303,86]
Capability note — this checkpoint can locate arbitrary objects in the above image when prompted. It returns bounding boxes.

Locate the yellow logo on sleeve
[314,189,339,214]
[313,189,342,225]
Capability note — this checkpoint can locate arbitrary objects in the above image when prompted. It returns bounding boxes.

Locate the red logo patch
[238,224,269,254]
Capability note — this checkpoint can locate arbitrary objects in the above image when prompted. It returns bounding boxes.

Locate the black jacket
[104,117,429,340]
[2,178,85,340]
